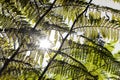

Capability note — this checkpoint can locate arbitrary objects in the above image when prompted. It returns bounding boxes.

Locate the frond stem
[0,58,32,66]
[0,43,23,76]
[33,0,57,30]
[38,0,92,79]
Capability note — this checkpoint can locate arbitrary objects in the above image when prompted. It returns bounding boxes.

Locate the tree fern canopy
[0,0,120,80]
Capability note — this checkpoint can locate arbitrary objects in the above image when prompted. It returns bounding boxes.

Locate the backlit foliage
[0,0,120,80]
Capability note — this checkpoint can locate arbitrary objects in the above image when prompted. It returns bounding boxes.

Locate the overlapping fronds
[73,15,120,41]
[66,39,120,73]
[50,0,120,22]
[47,37,120,79]
[48,59,98,80]
[0,0,120,80]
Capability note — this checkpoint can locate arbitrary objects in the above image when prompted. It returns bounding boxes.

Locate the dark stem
[80,35,113,57]
[34,0,40,15]
[0,58,32,66]
[33,0,57,30]
[38,0,92,79]
[52,50,87,71]
[0,43,23,75]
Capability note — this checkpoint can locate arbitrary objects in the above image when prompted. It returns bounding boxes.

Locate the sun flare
[39,39,51,49]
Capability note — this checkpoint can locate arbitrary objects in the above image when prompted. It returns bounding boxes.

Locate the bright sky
[91,0,120,10]
[50,0,120,10]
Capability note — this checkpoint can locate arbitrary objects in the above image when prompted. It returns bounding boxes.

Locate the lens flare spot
[39,39,51,49]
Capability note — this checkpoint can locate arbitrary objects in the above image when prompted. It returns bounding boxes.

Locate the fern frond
[48,59,98,80]
[73,16,120,41]
[0,58,32,66]
[1,66,40,79]
[54,1,120,18]
[63,39,120,74]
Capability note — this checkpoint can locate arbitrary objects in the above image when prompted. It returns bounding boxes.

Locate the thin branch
[58,31,63,40]
[33,0,57,30]
[0,28,41,35]
[51,59,97,79]
[34,0,40,15]
[51,50,87,71]
[52,45,107,73]
[38,0,92,79]
[80,35,113,58]
[0,43,23,76]
[74,64,107,79]
[33,0,41,24]
[0,58,32,66]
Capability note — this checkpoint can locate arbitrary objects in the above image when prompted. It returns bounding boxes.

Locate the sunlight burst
[39,39,51,49]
